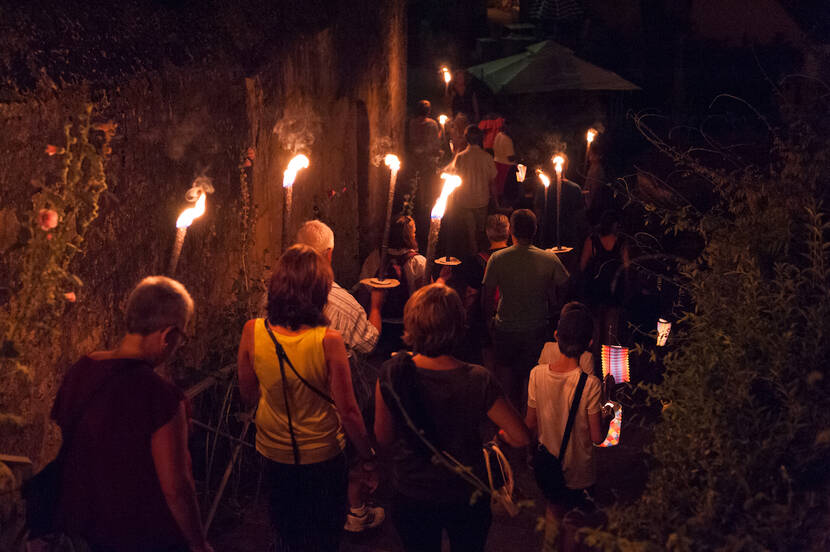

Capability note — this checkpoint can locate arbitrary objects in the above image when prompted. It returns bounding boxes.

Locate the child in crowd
[537,303,595,376]
[526,302,611,552]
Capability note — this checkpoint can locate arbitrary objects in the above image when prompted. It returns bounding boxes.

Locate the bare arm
[324,329,372,458]
[237,320,259,408]
[151,402,211,552]
[374,379,396,449]
[488,397,530,447]
[368,289,386,334]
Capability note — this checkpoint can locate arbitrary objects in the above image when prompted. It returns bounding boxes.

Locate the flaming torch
[426,173,462,274]
[585,128,597,173]
[282,154,310,250]
[537,169,551,243]
[169,192,206,274]
[438,114,449,152]
[551,155,572,254]
[362,154,402,289]
[441,66,452,94]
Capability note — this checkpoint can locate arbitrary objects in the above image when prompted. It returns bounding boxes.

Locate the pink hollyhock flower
[64,292,76,302]
[242,159,252,167]
[45,145,60,156]
[246,147,256,160]
[38,209,58,230]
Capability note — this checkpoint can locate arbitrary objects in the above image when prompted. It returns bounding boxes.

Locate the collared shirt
[449,145,497,209]
[324,282,379,355]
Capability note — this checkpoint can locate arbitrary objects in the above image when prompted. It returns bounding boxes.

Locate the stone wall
[0,0,406,473]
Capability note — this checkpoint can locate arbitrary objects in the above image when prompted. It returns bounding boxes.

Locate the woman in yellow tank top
[237,244,375,551]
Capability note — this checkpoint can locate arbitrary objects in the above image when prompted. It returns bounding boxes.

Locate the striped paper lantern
[597,402,622,447]
[601,345,630,383]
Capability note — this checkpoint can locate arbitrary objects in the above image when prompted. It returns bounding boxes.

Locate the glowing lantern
[601,345,630,383]
[516,164,527,183]
[596,402,622,448]
[657,318,671,347]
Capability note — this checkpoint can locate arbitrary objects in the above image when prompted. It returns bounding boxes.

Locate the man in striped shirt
[295,219,386,533]
[295,220,382,354]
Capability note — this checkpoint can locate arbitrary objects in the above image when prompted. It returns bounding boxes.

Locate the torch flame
[586,128,597,144]
[384,153,401,172]
[553,154,565,175]
[176,192,206,229]
[283,154,310,188]
[441,66,452,84]
[438,114,448,126]
[432,173,462,219]
[537,169,550,188]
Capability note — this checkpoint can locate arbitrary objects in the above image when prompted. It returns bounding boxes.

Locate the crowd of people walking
[42,90,643,552]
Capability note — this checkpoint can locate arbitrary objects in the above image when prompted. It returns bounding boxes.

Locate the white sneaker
[344,504,385,532]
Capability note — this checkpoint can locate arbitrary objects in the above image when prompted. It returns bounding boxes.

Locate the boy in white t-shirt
[526,302,611,551]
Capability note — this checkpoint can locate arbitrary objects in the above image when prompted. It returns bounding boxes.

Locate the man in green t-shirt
[482,209,569,410]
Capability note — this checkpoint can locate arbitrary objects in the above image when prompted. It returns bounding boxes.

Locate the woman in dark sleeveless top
[580,211,630,353]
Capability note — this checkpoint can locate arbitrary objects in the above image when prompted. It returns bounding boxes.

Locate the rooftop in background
[468,40,640,95]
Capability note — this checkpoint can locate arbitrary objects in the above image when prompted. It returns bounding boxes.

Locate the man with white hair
[296,220,386,532]
[296,220,383,354]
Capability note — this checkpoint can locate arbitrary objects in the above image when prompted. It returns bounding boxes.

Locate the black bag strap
[558,371,588,460]
[262,321,334,465]
[263,322,335,405]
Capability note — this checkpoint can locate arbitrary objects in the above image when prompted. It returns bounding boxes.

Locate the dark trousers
[392,493,492,552]
[263,453,348,552]
[493,325,549,412]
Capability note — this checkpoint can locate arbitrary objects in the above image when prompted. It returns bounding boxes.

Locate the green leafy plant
[584,96,830,551]
[0,105,113,423]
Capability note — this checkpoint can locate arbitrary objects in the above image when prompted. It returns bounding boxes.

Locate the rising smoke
[272,97,322,154]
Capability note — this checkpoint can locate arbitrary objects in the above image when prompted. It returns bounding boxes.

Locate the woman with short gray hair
[51,276,211,552]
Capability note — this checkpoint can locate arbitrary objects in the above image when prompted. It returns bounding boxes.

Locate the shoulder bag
[532,370,588,502]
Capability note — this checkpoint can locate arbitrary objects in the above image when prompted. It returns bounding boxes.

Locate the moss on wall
[0,0,406,474]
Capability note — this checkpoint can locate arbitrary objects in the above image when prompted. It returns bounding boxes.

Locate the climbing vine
[0,105,113,425]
